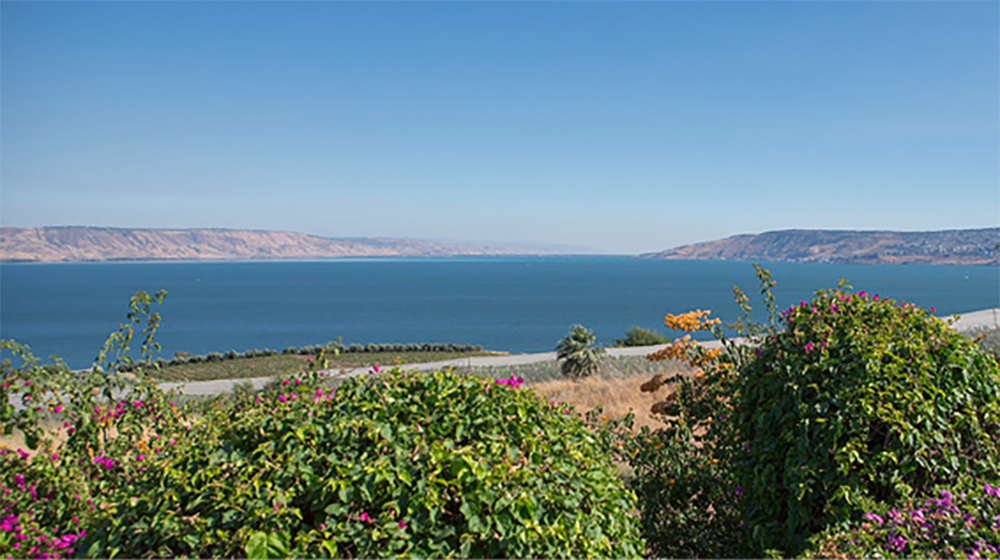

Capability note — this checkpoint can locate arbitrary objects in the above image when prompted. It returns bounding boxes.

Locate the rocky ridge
[641,228,1000,265]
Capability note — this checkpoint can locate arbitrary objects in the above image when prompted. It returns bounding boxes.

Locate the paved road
[159,308,999,396]
[948,308,1000,332]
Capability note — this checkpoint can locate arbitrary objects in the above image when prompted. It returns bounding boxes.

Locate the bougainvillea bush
[0,448,88,559]
[734,286,1000,556]
[808,482,1000,558]
[80,368,644,558]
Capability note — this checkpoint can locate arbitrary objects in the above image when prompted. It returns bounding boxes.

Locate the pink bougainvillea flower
[372,365,380,373]
[277,396,287,403]
[398,520,407,529]
[863,512,884,525]
[359,512,372,523]
[930,307,936,313]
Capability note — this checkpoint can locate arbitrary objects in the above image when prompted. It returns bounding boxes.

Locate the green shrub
[612,326,670,348]
[589,307,745,558]
[590,408,744,559]
[82,368,644,558]
[735,288,1000,556]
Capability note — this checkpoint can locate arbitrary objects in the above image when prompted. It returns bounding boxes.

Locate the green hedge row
[115,342,484,372]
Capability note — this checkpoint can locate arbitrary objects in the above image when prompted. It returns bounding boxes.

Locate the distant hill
[0,227,556,263]
[641,228,1000,265]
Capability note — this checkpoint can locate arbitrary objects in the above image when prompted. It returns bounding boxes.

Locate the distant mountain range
[0,227,558,263]
[642,228,1000,265]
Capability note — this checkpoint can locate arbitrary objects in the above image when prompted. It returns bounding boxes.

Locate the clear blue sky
[2,2,997,254]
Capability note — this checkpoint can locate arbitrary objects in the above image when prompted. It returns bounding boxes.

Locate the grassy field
[461,354,695,431]
[462,353,694,384]
[150,350,503,382]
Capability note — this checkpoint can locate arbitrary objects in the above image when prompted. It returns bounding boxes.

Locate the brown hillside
[0,227,547,263]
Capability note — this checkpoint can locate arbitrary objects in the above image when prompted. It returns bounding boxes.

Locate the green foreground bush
[736,288,1000,555]
[79,367,643,558]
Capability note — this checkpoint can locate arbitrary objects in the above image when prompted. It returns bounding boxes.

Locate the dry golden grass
[527,359,695,432]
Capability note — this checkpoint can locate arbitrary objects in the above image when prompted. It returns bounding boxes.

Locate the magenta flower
[863,512,884,525]
[359,512,372,523]
[277,396,287,403]
[887,534,907,554]
[804,342,814,354]
[398,520,407,529]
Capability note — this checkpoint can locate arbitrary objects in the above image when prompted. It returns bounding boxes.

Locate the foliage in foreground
[82,367,642,559]
[605,267,1000,558]
[736,287,1000,555]
[591,308,744,559]
[807,482,1000,558]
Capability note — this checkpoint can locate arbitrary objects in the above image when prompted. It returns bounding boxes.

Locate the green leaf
[245,531,290,559]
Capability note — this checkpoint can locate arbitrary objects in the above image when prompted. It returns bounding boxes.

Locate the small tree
[556,325,606,380]
[612,326,670,347]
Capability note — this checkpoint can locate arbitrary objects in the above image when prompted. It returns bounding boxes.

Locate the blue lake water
[1,257,998,369]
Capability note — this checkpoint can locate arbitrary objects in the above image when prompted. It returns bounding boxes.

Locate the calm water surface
[1,257,997,369]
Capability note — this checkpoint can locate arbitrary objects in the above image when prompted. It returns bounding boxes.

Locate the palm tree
[555,325,606,380]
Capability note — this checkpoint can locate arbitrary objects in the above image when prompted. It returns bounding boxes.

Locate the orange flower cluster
[646,335,693,362]
[647,335,724,370]
[663,310,721,332]
[702,347,722,362]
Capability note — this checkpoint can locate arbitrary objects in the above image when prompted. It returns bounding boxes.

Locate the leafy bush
[81,368,644,558]
[598,308,744,558]
[612,326,669,348]
[735,287,1000,556]
[590,408,743,559]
